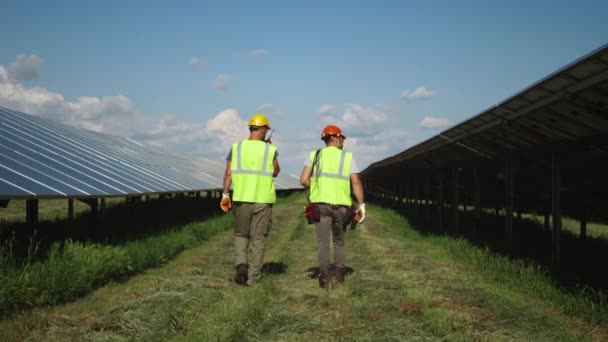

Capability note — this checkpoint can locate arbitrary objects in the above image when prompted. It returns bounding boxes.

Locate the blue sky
[1,1,607,176]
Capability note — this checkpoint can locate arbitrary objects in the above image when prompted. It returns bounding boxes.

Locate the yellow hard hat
[248,113,270,128]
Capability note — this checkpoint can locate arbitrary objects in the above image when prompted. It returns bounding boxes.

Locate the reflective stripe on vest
[310,146,352,206]
[314,149,350,181]
[232,141,274,177]
[231,140,276,203]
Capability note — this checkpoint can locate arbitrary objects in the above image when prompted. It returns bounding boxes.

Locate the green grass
[559,215,608,240]
[376,205,608,325]
[478,208,608,240]
[0,211,232,318]
[1,194,607,341]
[0,198,124,223]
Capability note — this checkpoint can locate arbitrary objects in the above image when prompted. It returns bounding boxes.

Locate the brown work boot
[334,266,345,283]
[319,267,332,289]
[234,264,248,286]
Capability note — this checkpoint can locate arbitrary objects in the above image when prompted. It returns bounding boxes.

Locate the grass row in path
[0,194,305,341]
[357,207,599,341]
[213,202,593,341]
[182,197,309,341]
[2,196,607,341]
[0,231,236,341]
[380,205,608,326]
[191,201,608,341]
[0,213,232,319]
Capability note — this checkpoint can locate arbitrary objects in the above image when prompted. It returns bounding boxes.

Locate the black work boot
[234,264,248,286]
[319,267,332,289]
[334,266,345,283]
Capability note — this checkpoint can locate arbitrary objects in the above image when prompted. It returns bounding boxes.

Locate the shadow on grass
[0,195,223,265]
[262,261,288,275]
[374,200,608,294]
[305,265,355,279]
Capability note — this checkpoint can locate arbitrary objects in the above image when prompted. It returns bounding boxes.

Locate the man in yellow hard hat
[299,124,365,289]
[221,113,280,286]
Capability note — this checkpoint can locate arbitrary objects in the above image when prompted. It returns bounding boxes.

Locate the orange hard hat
[321,125,346,140]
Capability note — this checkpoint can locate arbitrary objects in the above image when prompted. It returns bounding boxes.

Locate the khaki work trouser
[314,204,350,271]
[233,202,272,285]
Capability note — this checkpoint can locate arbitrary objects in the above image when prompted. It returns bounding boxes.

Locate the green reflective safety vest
[231,140,276,203]
[309,146,353,206]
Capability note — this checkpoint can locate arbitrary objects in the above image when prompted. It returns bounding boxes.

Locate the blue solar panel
[0,106,302,199]
[0,106,217,198]
[0,176,35,197]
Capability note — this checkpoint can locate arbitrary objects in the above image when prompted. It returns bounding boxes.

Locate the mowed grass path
[1,196,606,341]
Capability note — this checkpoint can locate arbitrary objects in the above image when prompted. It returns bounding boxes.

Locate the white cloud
[189,56,207,68]
[0,61,138,136]
[205,109,249,153]
[0,66,8,82]
[0,61,267,168]
[257,103,285,117]
[212,74,233,90]
[275,119,409,174]
[400,86,436,100]
[233,49,270,58]
[258,103,275,112]
[66,95,132,120]
[319,104,336,116]
[325,104,387,137]
[134,114,206,147]
[0,58,412,175]
[248,49,270,57]
[129,109,252,160]
[8,54,44,81]
[314,103,389,139]
[0,72,71,121]
[419,116,450,129]
[345,129,408,161]
[0,60,250,161]
[302,102,404,170]
[342,104,386,126]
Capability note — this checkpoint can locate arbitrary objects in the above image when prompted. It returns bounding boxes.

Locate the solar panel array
[361,43,608,218]
[0,106,301,199]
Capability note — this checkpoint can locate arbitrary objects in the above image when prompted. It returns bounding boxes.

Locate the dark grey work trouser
[314,204,350,271]
[233,202,272,285]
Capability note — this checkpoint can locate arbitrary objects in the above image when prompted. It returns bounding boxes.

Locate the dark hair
[249,125,263,132]
[322,134,343,143]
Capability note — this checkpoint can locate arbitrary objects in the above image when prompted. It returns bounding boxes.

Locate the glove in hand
[356,203,366,223]
[220,193,232,213]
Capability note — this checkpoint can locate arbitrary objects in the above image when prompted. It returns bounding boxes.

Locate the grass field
[1,193,607,341]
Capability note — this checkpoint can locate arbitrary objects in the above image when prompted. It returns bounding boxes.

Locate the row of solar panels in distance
[0,107,221,198]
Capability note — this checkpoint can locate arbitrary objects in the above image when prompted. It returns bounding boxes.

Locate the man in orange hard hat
[299,124,365,289]
[221,113,281,286]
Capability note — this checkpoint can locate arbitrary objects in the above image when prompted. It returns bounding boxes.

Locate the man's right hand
[220,193,232,212]
[356,203,366,223]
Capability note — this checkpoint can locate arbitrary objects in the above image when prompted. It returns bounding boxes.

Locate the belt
[317,203,348,209]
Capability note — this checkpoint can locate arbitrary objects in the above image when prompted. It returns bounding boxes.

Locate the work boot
[234,264,248,286]
[319,267,332,289]
[334,266,345,283]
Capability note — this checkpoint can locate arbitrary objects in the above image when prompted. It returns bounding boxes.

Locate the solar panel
[0,106,302,200]
[0,107,207,198]
[360,43,608,228]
